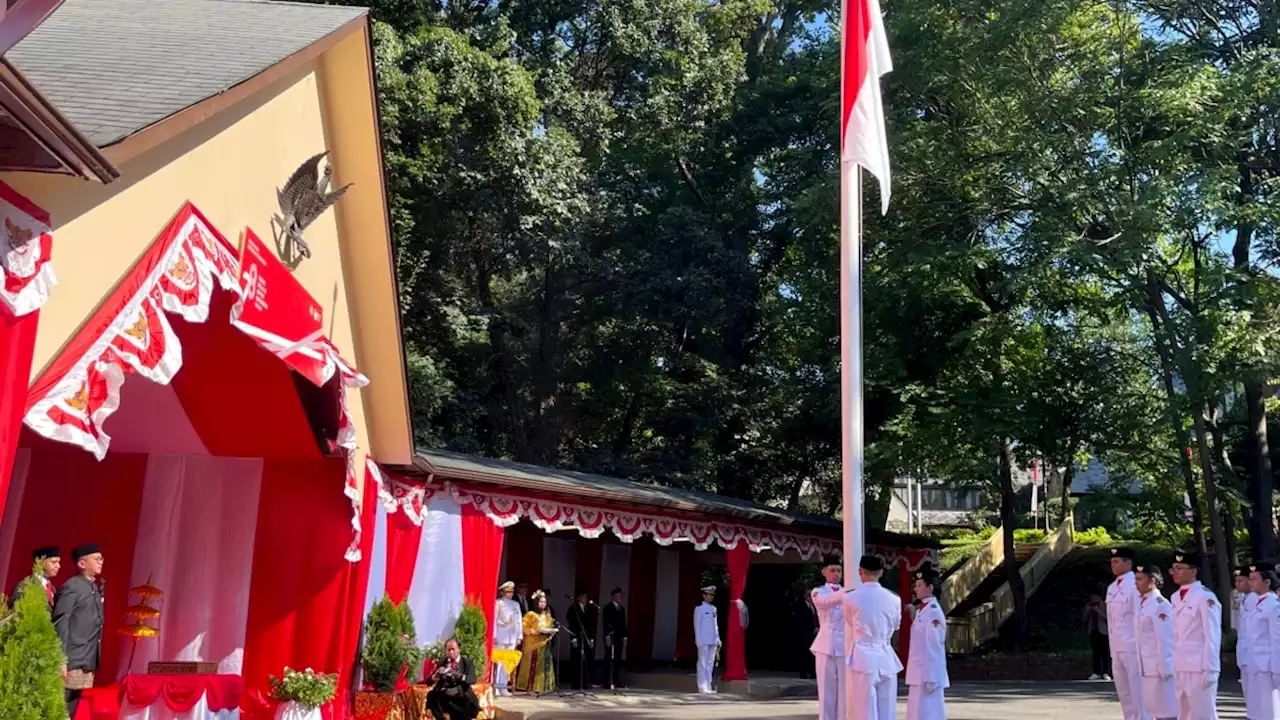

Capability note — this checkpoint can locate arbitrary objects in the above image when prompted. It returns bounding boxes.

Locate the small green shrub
[361,597,422,692]
[1012,528,1047,544]
[453,603,488,677]
[0,575,68,719]
[1073,527,1113,546]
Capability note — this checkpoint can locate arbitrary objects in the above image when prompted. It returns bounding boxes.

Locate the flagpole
[840,160,865,586]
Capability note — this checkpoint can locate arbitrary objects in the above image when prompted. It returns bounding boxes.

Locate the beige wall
[2,27,412,465]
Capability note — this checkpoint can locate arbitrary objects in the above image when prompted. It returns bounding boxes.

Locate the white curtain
[541,537,577,659]
[0,448,30,584]
[362,504,389,619]
[405,495,463,651]
[119,455,262,678]
[651,547,681,661]
[120,698,239,720]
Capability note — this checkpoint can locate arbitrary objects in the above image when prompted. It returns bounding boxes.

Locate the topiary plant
[453,603,488,678]
[361,596,422,692]
[0,574,68,719]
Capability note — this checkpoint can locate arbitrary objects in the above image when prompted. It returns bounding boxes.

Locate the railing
[945,514,1075,654]
[940,525,1006,614]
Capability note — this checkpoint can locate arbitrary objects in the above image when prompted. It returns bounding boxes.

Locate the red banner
[232,228,327,386]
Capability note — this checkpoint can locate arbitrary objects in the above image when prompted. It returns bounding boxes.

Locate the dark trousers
[426,687,480,720]
[604,639,625,688]
[1089,631,1111,676]
[65,689,82,718]
[570,644,593,688]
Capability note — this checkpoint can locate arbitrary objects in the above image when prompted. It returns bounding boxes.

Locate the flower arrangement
[269,667,337,709]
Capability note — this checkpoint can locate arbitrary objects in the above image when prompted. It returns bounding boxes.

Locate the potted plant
[269,667,337,720]
[0,573,67,720]
[356,597,422,720]
[453,603,489,679]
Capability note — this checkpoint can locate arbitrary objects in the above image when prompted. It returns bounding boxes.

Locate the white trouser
[906,682,946,720]
[1112,652,1146,720]
[1243,665,1252,700]
[1174,671,1217,720]
[1244,668,1278,720]
[846,670,897,720]
[813,652,845,720]
[696,644,718,692]
[493,640,517,693]
[1141,675,1177,719]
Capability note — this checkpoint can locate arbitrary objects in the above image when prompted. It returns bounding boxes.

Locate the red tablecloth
[72,675,243,720]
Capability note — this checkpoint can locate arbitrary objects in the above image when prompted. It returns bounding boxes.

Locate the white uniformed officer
[842,555,903,720]
[810,556,846,720]
[1245,562,1279,720]
[906,568,948,720]
[1233,564,1254,701]
[694,585,721,694]
[1106,546,1145,720]
[1135,565,1175,720]
[1170,551,1222,720]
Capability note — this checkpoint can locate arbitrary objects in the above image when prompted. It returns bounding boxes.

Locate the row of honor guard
[810,554,948,720]
[1233,558,1280,720]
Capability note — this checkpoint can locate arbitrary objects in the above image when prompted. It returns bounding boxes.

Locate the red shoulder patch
[1208,599,1216,607]
[932,619,941,627]
[1158,613,1168,621]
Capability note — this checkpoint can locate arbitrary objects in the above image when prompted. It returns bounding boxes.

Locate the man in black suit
[426,638,481,720]
[602,587,628,689]
[514,581,531,615]
[53,543,104,718]
[567,589,595,689]
[13,545,60,613]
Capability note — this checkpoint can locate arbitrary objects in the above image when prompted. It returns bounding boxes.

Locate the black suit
[515,594,530,615]
[602,601,628,688]
[426,655,480,720]
[567,602,595,689]
[52,575,103,716]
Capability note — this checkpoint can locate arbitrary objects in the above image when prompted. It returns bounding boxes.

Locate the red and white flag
[841,0,893,212]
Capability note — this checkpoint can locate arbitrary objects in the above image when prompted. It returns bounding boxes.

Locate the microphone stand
[557,612,597,699]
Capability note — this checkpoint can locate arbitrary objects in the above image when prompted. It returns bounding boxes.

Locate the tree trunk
[1209,407,1243,569]
[1144,277,1209,562]
[1246,382,1275,559]
[1192,406,1232,621]
[1060,455,1076,527]
[1000,438,1029,649]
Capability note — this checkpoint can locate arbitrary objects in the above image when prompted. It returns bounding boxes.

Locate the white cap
[498,581,515,591]
[701,585,716,593]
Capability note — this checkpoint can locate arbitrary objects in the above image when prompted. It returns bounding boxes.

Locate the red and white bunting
[0,181,55,318]
[22,203,371,562]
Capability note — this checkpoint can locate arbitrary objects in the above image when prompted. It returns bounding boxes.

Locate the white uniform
[810,584,846,720]
[1107,571,1146,720]
[694,601,721,693]
[1171,581,1222,720]
[1136,590,1176,720]
[842,582,904,720]
[906,597,948,720]
[493,597,522,694]
[1238,590,1255,699]
[1244,593,1280,720]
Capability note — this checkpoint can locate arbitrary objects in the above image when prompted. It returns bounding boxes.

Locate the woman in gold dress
[514,590,557,694]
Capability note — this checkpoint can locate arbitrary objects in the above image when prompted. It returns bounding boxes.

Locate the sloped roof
[6,0,366,147]
[417,448,941,548]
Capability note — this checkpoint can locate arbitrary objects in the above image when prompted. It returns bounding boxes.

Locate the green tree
[0,577,68,719]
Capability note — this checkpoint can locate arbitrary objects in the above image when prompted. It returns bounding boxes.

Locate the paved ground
[500,680,1248,719]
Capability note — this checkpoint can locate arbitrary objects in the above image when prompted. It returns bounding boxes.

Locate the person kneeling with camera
[427,638,481,720]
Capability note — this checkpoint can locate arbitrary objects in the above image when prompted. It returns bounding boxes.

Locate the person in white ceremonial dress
[842,555,903,720]
[1134,565,1176,720]
[1236,565,1257,703]
[1106,546,1146,720]
[810,556,846,720]
[1245,562,1280,720]
[694,585,722,694]
[493,581,523,696]
[1170,551,1221,720]
[906,568,948,720]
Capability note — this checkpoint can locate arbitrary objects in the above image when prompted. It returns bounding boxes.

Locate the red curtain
[0,308,37,524]
[674,546,699,662]
[383,510,422,605]
[722,543,749,681]
[626,540,657,662]
[5,441,148,681]
[460,503,504,665]
[242,457,359,720]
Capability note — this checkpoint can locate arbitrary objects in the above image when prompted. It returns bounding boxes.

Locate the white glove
[1205,672,1219,689]
[924,681,938,693]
